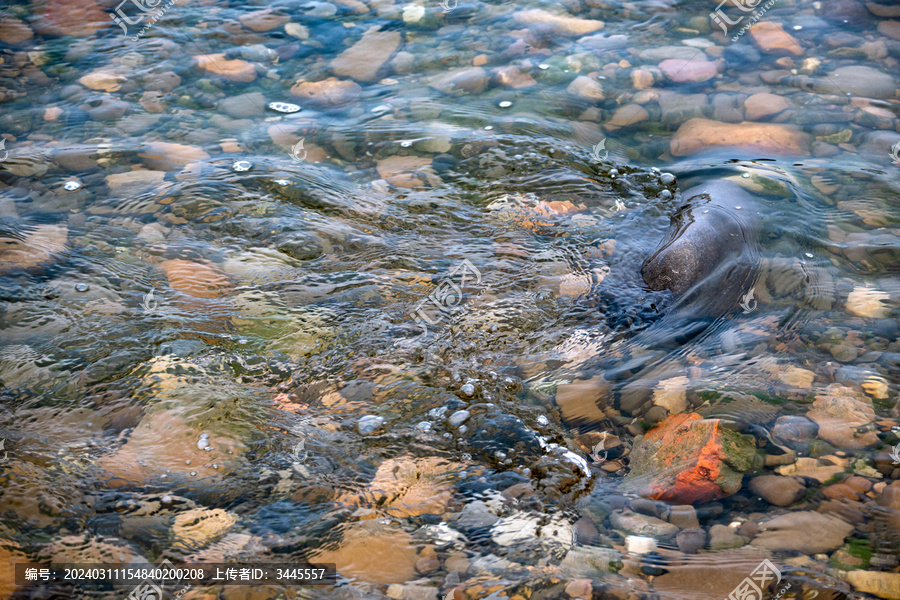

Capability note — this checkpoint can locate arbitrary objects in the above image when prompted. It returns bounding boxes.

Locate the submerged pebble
[357,415,385,435]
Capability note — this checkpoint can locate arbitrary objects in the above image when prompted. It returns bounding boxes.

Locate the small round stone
[63,181,81,191]
[498,101,513,108]
[232,160,252,172]
[460,383,476,397]
[161,495,172,504]
[267,101,302,113]
[658,190,672,200]
[537,415,549,426]
[448,410,471,428]
[75,283,90,292]
[357,415,385,435]
[660,173,676,186]
[416,421,432,432]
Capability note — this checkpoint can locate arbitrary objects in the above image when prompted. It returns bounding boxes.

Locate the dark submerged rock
[641,179,761,319]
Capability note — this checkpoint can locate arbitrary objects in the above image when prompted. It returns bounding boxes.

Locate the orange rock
[330,27,401,82]
[139,142,210,171]
[533,199,585,216]
[33,0,106,37]
[0,542,28,600]
[626,413,757,505]
[291,77,362,107]
[493,65,537,89]
[744,92,790,121]
[160,259,230,298]
[513,8,604,36]
[78,71,127,92]
[238,8,289,32]
[749,21,803,56]
[309,520,418,584]
[670,118,811,156]
[376,155,437,188]
[194,53,257,83]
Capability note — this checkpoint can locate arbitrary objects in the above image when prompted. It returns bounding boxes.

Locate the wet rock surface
[1,0,899,598]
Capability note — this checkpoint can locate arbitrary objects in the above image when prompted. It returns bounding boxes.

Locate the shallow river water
[1,0,899,599]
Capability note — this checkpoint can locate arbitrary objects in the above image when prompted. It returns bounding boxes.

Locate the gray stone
[658,92,708,123]
[815,66,897,99]
[610,510,679,540]
[709,524,747,550]
[676,527,708,554]
[218,92,266,119]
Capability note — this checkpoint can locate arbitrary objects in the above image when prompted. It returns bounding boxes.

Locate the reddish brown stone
[626,413,757,504]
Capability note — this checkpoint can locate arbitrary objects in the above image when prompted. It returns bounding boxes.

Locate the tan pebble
[473,54,489,66]
[631,69,654,89]
[44,107,63,121]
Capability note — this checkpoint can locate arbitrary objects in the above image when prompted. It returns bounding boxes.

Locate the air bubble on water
[458,425,467,434]
[63,181,81,191]
[703,209,709,213]
[274,179,291,186]
[232,160,252,172]
[238,339,248,345]
[793,25,802,30]
[75,283,89,292]
[267,101,302,113]
[537,415,549,426]
[190,471,197,476]
[161,495,172,504]
[400,141,413,147]
[197,438,209,451]
[200,433,209,439]
[185,460,191,465]
[805,252,813,258]
[742,172,751,178]
[212,464,218,469]
[498,101,512,108]
[484,125,493,130]
[735,206,741,210]
[538,64,549,70]
[495,450,507,460]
